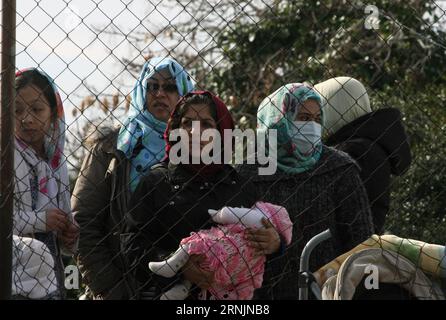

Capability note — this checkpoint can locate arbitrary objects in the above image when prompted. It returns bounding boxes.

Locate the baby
[148,201,292,300]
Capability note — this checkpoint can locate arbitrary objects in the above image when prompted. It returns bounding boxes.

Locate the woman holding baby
[122,91,288,300]
[237,83,374,299]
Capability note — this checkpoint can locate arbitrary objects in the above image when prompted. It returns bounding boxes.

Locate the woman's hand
[246,218,281,256]
[59,218,80,251]
[181,254,214,290]
[46,208,69,232]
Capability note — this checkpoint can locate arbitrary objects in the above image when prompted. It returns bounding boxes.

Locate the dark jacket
[122,162,257,298]
[325,108,411,234]
[237,146,374,300]
[72,128,134,299]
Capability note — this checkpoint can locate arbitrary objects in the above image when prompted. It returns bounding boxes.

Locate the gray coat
[72,127,134,299]
[237,146,374,299]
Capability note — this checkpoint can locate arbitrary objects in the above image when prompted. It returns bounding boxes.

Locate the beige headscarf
[314,77,371,137]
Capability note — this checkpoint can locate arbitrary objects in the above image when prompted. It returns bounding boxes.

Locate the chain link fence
[1,0,445,300]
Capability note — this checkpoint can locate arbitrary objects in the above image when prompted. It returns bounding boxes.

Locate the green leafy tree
[164,0,446,242]
[92,0,446,242]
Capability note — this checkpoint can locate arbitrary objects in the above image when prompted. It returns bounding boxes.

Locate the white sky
[1,0,268,173]
[15,0,193,125]
[7,0,446,135]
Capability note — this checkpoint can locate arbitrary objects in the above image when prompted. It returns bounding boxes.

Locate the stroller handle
[299,229,332,300]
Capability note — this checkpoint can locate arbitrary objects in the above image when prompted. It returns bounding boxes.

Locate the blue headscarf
[117,57,195,192]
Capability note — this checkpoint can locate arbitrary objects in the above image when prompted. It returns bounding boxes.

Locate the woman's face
[180,103,217,157]
[146,69,180,122]
[294,99,321,124]
[15,84,53,151]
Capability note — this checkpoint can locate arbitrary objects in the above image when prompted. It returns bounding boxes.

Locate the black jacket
[325,108,411,233]
[122,162,257,298]
[237,146,374,299]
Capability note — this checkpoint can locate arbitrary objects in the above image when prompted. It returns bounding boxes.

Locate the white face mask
[290,121,322,156]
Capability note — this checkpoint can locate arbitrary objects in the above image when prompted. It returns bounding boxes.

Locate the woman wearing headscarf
[315,77,412,234]
[122,91,281,299]
[14,68,78,299]
[237,83,374,299]
[72,57,195,299]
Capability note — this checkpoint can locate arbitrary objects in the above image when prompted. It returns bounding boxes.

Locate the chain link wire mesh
[1,0,445,300]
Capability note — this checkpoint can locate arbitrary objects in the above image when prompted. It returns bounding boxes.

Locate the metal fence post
[0,0,16,300]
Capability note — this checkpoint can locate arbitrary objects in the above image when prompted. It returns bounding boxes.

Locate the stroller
[298,231,446,300]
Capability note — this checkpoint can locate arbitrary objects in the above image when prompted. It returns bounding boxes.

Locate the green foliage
[185,0,446,243]
[78,0,446,246]
[376,85,446,243]
[194,1,446,126]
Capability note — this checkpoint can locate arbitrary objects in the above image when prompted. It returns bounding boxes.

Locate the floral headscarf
[257,83,323,174]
